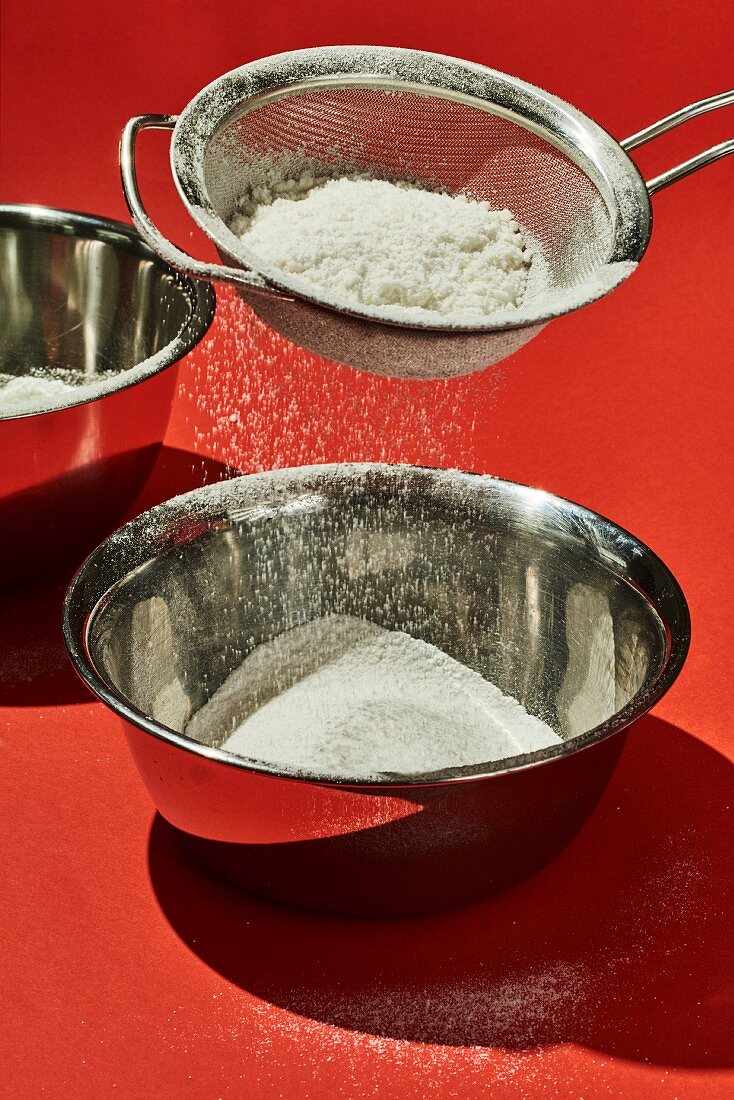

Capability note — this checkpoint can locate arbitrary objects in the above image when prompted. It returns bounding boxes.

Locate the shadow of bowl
[148,717,734,1068]
[0,446,231,707]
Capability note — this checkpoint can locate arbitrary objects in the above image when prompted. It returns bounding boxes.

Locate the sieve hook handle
[621,90,734,195]
[120,114,276,292]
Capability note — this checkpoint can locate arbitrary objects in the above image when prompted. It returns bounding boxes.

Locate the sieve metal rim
[168,46,652,334]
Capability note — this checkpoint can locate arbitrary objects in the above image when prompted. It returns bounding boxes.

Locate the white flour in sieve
[228,172,531,323]
[185,615,560,778]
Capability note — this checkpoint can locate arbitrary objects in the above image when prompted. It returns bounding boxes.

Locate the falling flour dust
[228,169,531,323]
[186,615,561,778]
[184,286,505,476]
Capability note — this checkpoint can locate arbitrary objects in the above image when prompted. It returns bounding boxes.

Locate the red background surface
[1,1,733,1096]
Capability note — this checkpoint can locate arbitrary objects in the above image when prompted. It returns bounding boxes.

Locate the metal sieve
[120,47,733,380]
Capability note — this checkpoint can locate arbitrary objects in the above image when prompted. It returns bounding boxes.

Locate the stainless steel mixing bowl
[0,205,215,585]
[64,464,689,916]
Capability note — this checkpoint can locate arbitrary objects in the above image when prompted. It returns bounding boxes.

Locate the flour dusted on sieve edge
[185,615,561,778]
[227,170,531,323]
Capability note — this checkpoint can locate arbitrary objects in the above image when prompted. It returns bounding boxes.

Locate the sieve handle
[621,90,734,195]
[120,114,277,292]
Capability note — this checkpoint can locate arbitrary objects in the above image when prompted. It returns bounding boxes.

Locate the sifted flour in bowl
[0,372,79,412]
[0,367,126,417]
[185,615,561,779]
[228,171,531,324]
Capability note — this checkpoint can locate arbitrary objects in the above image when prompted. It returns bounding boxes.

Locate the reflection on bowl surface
[65,464,689,915]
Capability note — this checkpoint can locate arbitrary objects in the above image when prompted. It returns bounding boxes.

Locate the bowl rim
[0,204,216,422]
[63,463,691,789]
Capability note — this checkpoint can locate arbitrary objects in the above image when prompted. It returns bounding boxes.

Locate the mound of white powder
[185,615,561,778]
[0,372,78,413]
[228,173,531,323]
[0,367,128,416]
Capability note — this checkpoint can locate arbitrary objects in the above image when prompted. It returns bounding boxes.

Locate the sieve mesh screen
[203,85,615,305]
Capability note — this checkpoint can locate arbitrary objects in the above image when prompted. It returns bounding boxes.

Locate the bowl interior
[79,467,680,773]
[0,212,194,384]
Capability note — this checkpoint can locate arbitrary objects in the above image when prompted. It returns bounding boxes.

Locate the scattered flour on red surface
[151,835,711,1097]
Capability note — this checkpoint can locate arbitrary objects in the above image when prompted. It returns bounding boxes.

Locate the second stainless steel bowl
[0,205,215,585]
